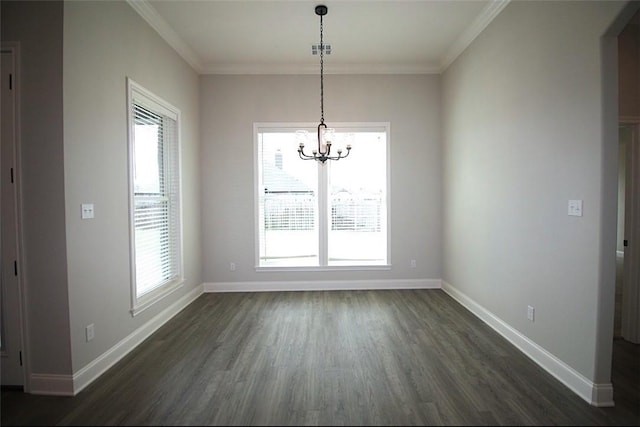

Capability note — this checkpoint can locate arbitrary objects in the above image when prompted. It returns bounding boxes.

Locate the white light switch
[568,200,583,217]
[81,203,95,219]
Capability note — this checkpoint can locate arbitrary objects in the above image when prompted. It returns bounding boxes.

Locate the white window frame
[127,78,183,315]
[254,122,391,272]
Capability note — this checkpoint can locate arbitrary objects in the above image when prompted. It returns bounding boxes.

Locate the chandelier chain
[320,13,324,124]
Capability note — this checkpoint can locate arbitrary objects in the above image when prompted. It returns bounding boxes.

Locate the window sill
[255,265,391,273]
[130,278,184,317]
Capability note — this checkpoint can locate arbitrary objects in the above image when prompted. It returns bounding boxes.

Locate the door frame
[1,42,29,391]
[620,118,640,343]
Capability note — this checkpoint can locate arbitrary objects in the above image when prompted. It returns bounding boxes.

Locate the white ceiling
[129,0,510,74]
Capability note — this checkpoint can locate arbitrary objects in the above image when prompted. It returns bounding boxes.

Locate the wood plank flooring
[2,290,639,425]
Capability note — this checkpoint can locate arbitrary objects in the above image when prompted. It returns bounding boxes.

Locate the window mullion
[318,162,328,266]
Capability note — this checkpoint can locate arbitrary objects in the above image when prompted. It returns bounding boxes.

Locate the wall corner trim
[29,374,75,396]
[69,284,204,396]
[591,383,615,407]
[441,281,614,407]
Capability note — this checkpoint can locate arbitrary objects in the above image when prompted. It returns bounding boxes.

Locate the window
[255,123,389,269]
[127,79,182,314]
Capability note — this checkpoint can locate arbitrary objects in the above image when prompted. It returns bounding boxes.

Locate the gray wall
[442,0,625,383]
[200,74,441,284]
[63,1,201,371]
[1,0,202,380]
[1,0,72,378]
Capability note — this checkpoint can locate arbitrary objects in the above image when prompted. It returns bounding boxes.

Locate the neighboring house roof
[263,163,312,194]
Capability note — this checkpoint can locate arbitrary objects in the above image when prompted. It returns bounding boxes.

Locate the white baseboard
[70,284,204,395]
[590,383,615,407]
[441,281,614,407]
[30,280,613,407]
[30,373,75,396]
[204,278,442,293]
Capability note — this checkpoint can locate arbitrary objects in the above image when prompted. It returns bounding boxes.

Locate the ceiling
[129,0,510,75]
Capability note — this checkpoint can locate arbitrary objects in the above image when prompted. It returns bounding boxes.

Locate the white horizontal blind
[131,99,180,297]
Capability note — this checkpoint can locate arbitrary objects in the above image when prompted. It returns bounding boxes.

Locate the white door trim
[621,120,640,343]
[1,42,29,390]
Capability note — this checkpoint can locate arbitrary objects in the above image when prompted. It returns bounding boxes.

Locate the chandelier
[298,5,351,163]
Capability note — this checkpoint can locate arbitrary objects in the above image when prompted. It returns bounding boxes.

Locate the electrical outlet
[229,262,236,271]
[86,324,95,341]
[410,259,416,268]
[527,306,535,322]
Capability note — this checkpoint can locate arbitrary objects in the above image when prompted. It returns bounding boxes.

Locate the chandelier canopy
[298,5,351,163]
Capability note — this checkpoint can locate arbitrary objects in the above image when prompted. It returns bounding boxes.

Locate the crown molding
[128,0,507,76]
[126,0,204,73]
[439,0,510,72]
[201,62,441,75]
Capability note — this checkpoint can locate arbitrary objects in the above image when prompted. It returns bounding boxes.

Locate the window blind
[132,104,180,296]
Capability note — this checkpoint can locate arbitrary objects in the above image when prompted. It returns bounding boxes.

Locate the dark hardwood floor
[2,290,639,426]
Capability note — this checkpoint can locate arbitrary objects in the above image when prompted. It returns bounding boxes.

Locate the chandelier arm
[299,151,311,160]
[325,149,350,161]
[337,148,351,160]
[298,149,317,160]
